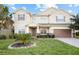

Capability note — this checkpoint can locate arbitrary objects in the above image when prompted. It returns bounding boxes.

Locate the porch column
[37,26,40,33]
[49,27,54,34]
[71,29,74,38]
[26,26,29,33]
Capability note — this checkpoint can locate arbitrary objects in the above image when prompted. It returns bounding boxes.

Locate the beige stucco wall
[14,9,31,33]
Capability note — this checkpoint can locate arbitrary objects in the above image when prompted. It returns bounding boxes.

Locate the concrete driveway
[56,38,79,48]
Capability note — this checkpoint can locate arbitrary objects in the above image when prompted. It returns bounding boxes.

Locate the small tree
[69,14,79,37]
[14,34,32,45]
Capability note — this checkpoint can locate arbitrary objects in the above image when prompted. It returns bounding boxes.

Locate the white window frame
[56,15,65,22]
[40,29,47,34]
[18,14,25,20]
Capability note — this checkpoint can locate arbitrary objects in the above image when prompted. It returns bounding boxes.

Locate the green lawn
[0,38,79,55]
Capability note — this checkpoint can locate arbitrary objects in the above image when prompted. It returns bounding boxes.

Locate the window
[41,29,47,34]
[56,15,65,22]
[18,29,25,34]
[18,14,25,20]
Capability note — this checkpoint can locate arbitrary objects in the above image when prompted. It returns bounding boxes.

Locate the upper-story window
[56,15,65,22]
[18,14,25,20]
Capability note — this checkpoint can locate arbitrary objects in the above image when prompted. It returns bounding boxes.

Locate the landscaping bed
[11,43,33,47]
[8,42,36,49]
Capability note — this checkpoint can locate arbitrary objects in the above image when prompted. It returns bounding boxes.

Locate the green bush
[14,34,32,44]
[0,35,6,39]
[76,32,79,36]
[75,32,79,38]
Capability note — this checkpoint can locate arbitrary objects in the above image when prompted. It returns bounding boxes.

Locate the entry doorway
[29,27,37,36]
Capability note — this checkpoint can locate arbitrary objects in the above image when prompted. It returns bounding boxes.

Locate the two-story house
[13,7,73,38]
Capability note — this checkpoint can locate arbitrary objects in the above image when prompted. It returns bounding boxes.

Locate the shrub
[0,35,6,39]
[76,32,79,36]
[37,33,55,38]
[75,32,79,38]
[9,35,14,39]
[14,34,32,44]
[52,35,55,38]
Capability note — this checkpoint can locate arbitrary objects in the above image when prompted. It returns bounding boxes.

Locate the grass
[0,38,79,55]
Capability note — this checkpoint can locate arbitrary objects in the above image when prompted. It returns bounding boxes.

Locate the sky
[4,4,79,15]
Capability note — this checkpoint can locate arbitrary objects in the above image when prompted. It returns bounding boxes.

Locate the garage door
[54,29,71,38]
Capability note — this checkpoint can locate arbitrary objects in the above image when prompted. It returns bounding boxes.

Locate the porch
[27,24,73,38]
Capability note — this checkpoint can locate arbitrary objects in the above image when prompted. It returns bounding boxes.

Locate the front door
[30,27,36,36]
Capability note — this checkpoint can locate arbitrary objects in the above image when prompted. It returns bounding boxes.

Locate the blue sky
[4,4,79,15]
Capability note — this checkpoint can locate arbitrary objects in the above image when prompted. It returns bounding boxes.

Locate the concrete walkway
[56,38,79,48]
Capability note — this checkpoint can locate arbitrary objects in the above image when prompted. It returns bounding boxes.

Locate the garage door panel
[54,29,71,38]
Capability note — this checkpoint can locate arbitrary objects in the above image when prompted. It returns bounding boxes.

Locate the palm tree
[0,4,13,30]
[70,14,79,30]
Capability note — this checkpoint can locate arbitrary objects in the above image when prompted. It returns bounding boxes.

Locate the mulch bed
[11,42,33,48]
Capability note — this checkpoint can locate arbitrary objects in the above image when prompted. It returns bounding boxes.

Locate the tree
[70,14,79,30]
[0,4,13,30]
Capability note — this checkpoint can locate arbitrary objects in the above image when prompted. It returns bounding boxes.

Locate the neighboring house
[13,8,73,38]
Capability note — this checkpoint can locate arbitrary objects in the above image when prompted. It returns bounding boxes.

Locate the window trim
[40,29,47,34]
[18,14,25,20]
[56,15,65,22]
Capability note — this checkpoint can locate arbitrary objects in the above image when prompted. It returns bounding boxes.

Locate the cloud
[35,4,47,11]
[6,4,15,7]
[11,7,16,10]
[36,4,42,8]
[22,7,27,10]
[74,4,79,7]
[39,8,47,11]
[35,4,58,11]
[69,4,73,7]
[69,4,79,7]
[44,4,58,8]
[68,10,73,13]
[10,4,15,6]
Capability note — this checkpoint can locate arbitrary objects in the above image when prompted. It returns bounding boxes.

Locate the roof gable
[13,8,32,16]
[35,7,73,16]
